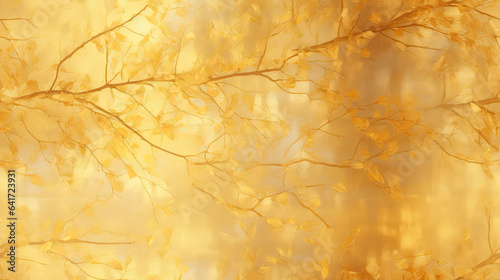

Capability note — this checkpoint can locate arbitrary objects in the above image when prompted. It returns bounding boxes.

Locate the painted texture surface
[1,0,500,279]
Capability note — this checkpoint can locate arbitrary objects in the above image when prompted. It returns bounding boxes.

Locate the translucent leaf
[332,182,348,193]
[347,89,360,101]
[321,259,330,279]
[108,175,124,192]
[273,192,289,206]
[470,102,481,112]
[298,221,315,232]
[432,55,445,72]
[126,164,137,179]
[176,8,187,17]
[109,259,123,270]
[348,161,364,169]
[343,225,360,249]
[30,174,42,186]
[266,217,283,228]
[359,148,370,157]
[352,117,369,130]
[281,10,292,22]
[361,48,371,58]
[395,41,407,51]
[83,205,94,217]
[366,164,384,183]
[259,266,271,273]
[41,241,53,252]
[52,219,64,237]
[325,44,339,59]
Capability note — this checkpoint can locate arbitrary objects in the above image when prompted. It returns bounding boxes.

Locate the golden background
[1,0,500,279]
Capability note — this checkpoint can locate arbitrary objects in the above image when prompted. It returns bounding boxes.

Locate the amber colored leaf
[352,117,369,130]
[343,225,360,249]
[369,12,381,24]
[115,32,127,41]
[126,164,137,179]
[325,44,339,59]
[348,161,365,169]
[108,175,124,192]
[470,102,481,112]
[359,148,370,157]
[361,47,370,57]
[281,10,292,22]
[83,205,94,217]
[273,192,289,206]
[432,55,445,72]
[176,8,187,17]
[332,182,348,193]
[366,163,384,183]
[266,217,283,228]
[376,95,390,106]
[298,221,315,232]
[41,241,53,252]
[30,174,42,186]
[259,266,271,273]
[52,219,64,237]
[347,89,360,100]
[109,259,123,270]
[27,80,39,91]
[321,258,330,279]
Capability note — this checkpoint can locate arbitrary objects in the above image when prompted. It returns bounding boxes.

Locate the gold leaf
[387,140,399,155]
[366,163,384,183]
[281,10,292,22]
[41,241,53,252]
[432,55,445,72]
[348,161,365,169]
[108,175,124,193]
[30,174,42,186]
[126,164,137,179]
[394,28,404,37]
[83,205,94,217]
[359,148,370,157]
[265,256,279,264]
[185,32,195,40]
[266,217,283,228]
[376,95,390,106]
[325,44,339,59]
[52,219,64,237]
[298,221,315,232]
[109,259,123,270]
[343,225,360,249]
[273,192,289,206]
[321,258,330,279]
[176,8,187,17]
[64,267,73,279]
[470,102,481,112]
[332,182,348,193]
[115,32,126,41]
[27,80,39,91]
[347,89,360,100]
[361,48,371,58]
[259,266,271,273]
[352,117,369,130]
[176,258,189,274]
[369,12,381,24]
[395,41,407,51]
[361,31,376,39]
